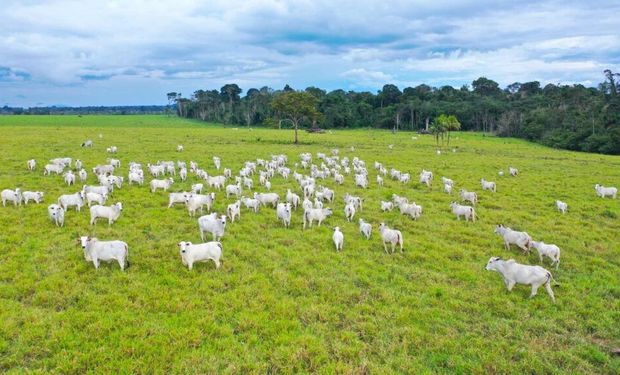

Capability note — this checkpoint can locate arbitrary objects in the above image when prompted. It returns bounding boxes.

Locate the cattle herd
[2,139,618,304]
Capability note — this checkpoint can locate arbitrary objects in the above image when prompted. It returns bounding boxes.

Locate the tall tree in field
[220,84,242,123]
[166,92,178,116]
[271,91,319,144]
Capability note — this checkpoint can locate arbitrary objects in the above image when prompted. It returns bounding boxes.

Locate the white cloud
[0,0,618,106]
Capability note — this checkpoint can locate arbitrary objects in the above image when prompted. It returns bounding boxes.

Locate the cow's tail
[397,232,403,251]
[470,207,476,222]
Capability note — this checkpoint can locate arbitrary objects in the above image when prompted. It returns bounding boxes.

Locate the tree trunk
[425,117,430,131]
[294,120,299,144]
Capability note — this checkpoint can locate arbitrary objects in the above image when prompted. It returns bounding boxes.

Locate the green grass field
[0,115,618,374]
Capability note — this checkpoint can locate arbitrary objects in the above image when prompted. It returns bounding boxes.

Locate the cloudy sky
[1,0,619,106]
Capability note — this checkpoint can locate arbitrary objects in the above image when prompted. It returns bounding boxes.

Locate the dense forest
[171,70,620,154]
[0,105,167,115]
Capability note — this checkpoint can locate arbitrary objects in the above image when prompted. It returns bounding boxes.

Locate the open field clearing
[0,115,619,373]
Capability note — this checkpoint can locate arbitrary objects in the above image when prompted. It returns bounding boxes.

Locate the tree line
[169,69,619,153]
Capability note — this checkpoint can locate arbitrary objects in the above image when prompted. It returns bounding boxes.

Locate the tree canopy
[170,71,620,154]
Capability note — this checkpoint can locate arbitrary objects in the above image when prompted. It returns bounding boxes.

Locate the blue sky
[1,0,619,107]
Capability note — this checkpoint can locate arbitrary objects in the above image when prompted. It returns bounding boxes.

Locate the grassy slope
[0,115,618,374]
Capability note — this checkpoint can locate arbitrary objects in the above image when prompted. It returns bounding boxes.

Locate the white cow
[169,192,192,208]
[64,171,76,186]
[178,241,222,270]
[226,183,242,198]
[44,163,64,175]
[89,202,123,226]
[78,169,88,182]
[444,183,453,195]
[81,140,93,147]
[128,171,144,185]
[450,202,476,222]
[344,203,356,222]
[150,178,174,193]
[227,200,241,223]
[459,189,478,205]
[378,223,403,254]
[48,204,65,227]
[86,192,107,207]
[186,193,215,217]
[494,224,531,253]
[358,219,372,239]
[380,201,394,212]
[480,178,496,193]
[509,167,518,176]
[376,175,384,186]
[595,184,617,199]
[2,188,22,206]
[530,241,561,269]
[177,144,184,152]
[276,202,292,228]
[80,236,129,270]
[485,257,555,302]
[333,227,344,252]
[286,189,300,210]
[27,159,36,171]
[22,191,44,204]
[240,196,260,213]
[254,192,279,208]
[555,200,568,214]
[58,191,85,212]
[191,183,204,194]
[93,164,114,176]
[75,159,82,170]
[198,213,227,241]
[399,202,422,220]
[303,207,333,229]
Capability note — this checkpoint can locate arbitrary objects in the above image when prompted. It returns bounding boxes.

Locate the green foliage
[271,91,320,143]
[0,115,619,373]
[169,71,620,155]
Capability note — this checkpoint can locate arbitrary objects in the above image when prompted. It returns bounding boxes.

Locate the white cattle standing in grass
[595,184,617,199]
[128,171,144,185]
[450,202,476,222]
[198,213,227,241]
[358,219,372,239]
[179,168,187,182]
[254,192,279,208]
[27,159,36,171]
[64,171,76,186]
[531,241,561,269]
[177,144,184,152]
[48,204,65,227]
[44,163,64,175]
[107,158,121,168]
[494,224,531,253]
[378,223,403,254]
[90,202,123,226]
[78,169,88,182]
[509,167,518,176]
[178,241,222,270]
[80,236,129,270]
[2,188,22,206]
[86,192,107,207]
[276,202,292,228]
[555,200,568,214]
[355,174,368,189]
[81,139,93,147]
[459,189,478,205]
[333,227,344,252]
[376,175,384,186]
[240,196,260,213]
[485,257,555,303]
[150,177,174,193]
[58,191,85,212]
[169,192,192,208]
[344,202,356,222]
[303,207,333,229]
[480,178,496,193]
[213,156,221,170]
[186,193,215,217]
[399,201,422,220]
[75,159,82,170]
[226,183,242,198]
[286,189,300,210]
[380,201,393,212]
[227,201,241,223]
[444,183,453,195]
[22,191,44,204]
[191,183,203,194]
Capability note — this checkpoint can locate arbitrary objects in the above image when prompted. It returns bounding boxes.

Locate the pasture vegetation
[0,115,618,374]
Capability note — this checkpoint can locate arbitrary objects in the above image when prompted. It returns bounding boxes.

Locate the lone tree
[271,91,320,144]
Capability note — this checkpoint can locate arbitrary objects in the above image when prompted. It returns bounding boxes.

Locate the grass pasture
[0,115,619,374]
